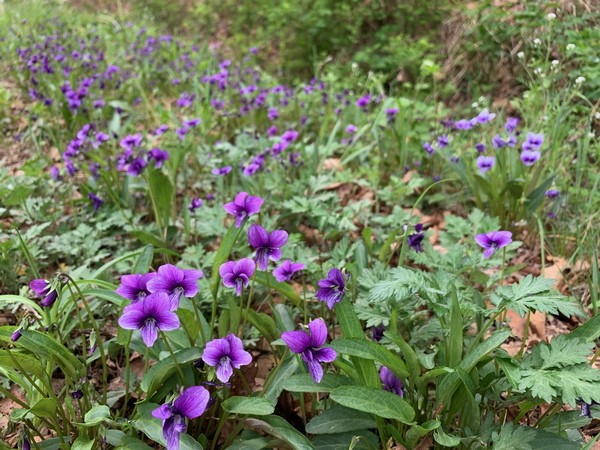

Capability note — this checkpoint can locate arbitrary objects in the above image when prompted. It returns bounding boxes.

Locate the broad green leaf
[263,353,299,405]
[224,437,275,450]
[115,437,153,450]
[83,405,111,426]
[448,292,463,368]
[330,386,415,424]
[71,437,94,450]
[243,309,278,343]
[306,405,376,434]
[434,428,461,447]
[0,348,48,382]
[246,415,315,450]
[312,430,379,450]
[568,313,600,342]
[384,332,420,379]
[222,396,275,416]
[133,245,154,274]
[0,294,45,317]
[141,348,201,395]
[254,271,302,308]
[282,374,354,393]
[147,169,174,230]
[29,398,59,418]
[437,330,510,406]
[330,338,409,380]
[406,420,441,448]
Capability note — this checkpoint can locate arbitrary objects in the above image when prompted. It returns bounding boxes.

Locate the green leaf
[433,428,461,447]
[312,430,379,450]
[133,245,154,274]
[406,420,441,448]
[141,348,201,395]
[306,405,376,434]
[29,398,59,418]
[330,338,409,380]
[0,294,45,317]
[282,373,354,393]
[9,329,84,380]
[0,348,48,382]
[115,437,153,450]
[83,405,111,426]
[224,437,275,450]
[71,437,94,450]
[147,169,174,230]
[448,292,463,368]
[263,353,299,405]
[490,275,584,318]
[330,386,415,424]
[246,415,315,450]
[384,332,420,380]
[568,313,600,342]
[437,330,511,406]
[525,176,554,213]
[222,396,275,416]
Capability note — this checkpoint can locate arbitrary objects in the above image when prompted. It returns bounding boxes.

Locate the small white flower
[547,12,556,20]
[566,43,575,51]
[551,59,559,66]
[588,131,596,138]
[533,38,542,46]
[594,112,600,120]
[534,67,543,75]
[471,102,479,109]
[575,76,586,84]
[351,62,358,71]
[542,115,549,121]
[517,51,525,58]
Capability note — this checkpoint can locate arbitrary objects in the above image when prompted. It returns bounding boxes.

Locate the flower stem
[159,330,186,385]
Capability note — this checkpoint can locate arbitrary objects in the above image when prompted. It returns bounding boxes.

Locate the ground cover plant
[0,1,599,449]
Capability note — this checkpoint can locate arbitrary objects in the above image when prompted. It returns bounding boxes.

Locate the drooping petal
[235,258,256,278]
[154,310,181,331]
[152,403,173,419]
[308,318,328,348]
[41,290,58,307]
[307,360,324,383]
[248,224,269,249]
[219,261,236,278]
[474,233,492,249]
[314,347,337,363]
[267,248,282,263]
[30,279,50,296]
[273,263,290,282]
[140,320,158,347]
[216,357,234,382]
[173,386,210,419]
[118,307,146,330]
[483,247,496,259]
[244,195,264,215]
[281,330,311,354]
[222,273,237,288]
[226,334,253,367]
[255,249,270,271]
[491,231,513,248]
[163,415,186,450]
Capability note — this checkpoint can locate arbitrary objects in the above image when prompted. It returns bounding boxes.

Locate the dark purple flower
[248,224,288,271]
[23,438,30,450]
[268,107,279,121]
[386,108,399,123]
[423,142,434,156]
[183,118,200,128]
[152,386,210,450]
[243,163,261,177]
[345,124,357,135]
[408,225,425,253]
[120,133,142,150]
[50,166,62,180]
[545,189,559,199]
[223,192,264,228]
[116,273,157,304]
[11,328,22,342]
[201,334,253,382]
[273,260,305,282]
[211,166,232,176]
[188,198,203,212]
[522,132,544,151]
[475,143,487,153]
[118,292,180,347]
[219,258,256,296]
[89,192,104,211]
[147,264,203,310]
[372,324,385,342]
[356,94,371,109]
[437,134,449,148]
[476,155,495,173]
[380,366,404,397]
[520,149,541,166]
[281,130,299,143]
[474,230,513,258]
[580,403,592,419]
[492,134,506,149]
[154,124,169,136]
[507,135,517,147]
[281,318,337,383]
[505,117,519,133]
[71,389,83,399]
[176,127,189,140]
[148,148,169,168]
[316,268,348,310]
[93,99,105,109]
[126,157,147,176]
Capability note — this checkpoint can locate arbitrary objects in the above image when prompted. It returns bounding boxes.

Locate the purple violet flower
[437,134,449,148]
[281,318,337,383]
[505,117,519,133]
[219,258,256,296]
[118,292,180,347]
[11,328,22,342]
[386,108,399,123]
[356,94,371,109]
[455,119,474,130]
[473,109,496,124]
[152,386,210,450]
[202,334,253,382]
[346,124,357,134]
[316,268,348,310]
[148,148,169,168]
[188,198,203,212]
[248,224,288,271]
[89,192,104,211]
[474,231,513,258]
[116,273,157,304]
[423,142,435,156]
[522,132,544,151]
[147,264,203,310]
[273,260,305,282]
[545,189,559,199]
[154,124,169,136]
[380,366,404,397]
[223,192,264,228]
[476,155,496,173]
[408,224,425,253]
[520,149,541,166]
[211,166,232,176]
[492,134,506,149]
[475,143,487,153]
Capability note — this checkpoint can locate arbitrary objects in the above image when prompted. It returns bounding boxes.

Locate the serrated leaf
[222,396,274,416]
[490,275,584,317]
[330,386,415,424]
